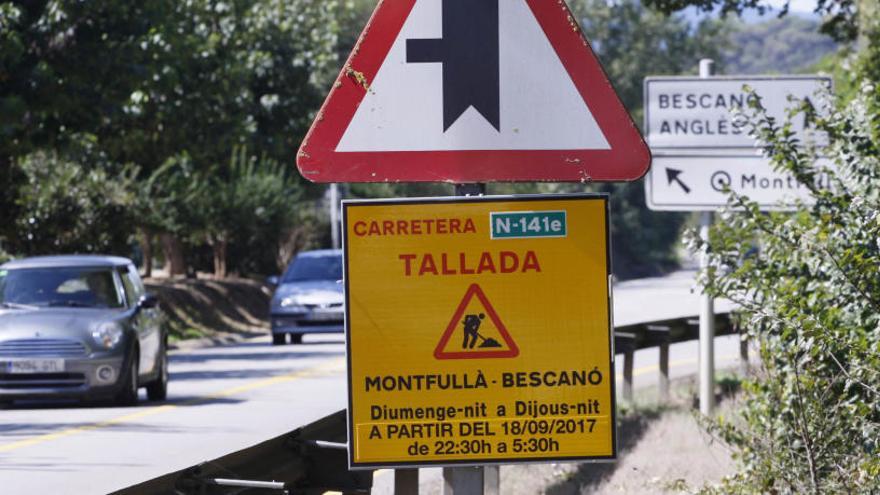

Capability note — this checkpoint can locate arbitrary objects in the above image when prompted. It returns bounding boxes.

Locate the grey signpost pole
[437,183,498,495]
[698,58,716,416]
[330,183,341,249]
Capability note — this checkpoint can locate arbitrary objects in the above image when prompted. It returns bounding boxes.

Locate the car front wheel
[114,353,139,406]
[272,333,286,345]
[146,346,168,401]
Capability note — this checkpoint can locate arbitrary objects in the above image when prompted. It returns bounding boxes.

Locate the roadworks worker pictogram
[434,284,519,359]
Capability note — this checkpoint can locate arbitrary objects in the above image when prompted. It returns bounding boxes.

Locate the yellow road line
[0,358,345,454]
[0,351,739,454]
[615,353,739,380]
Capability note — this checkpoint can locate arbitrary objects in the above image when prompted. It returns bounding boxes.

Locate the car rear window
[0,267,124,308]
[282,254,343,282]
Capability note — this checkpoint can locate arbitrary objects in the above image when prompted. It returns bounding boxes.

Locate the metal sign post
[440,184,498,495]
[698,210,715,416]
[696,59,716,416]
[330,183,341,249]
[297,2,652,492]
[645,60,833,415]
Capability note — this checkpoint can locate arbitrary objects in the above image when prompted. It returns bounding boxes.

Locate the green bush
[192,147,305,277]
[692,72,880,492]
[9,152,135,256]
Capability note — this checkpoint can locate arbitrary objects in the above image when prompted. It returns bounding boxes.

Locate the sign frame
[643,75,832,151]
[297,0,650,183]
[644,154,834,211]
[644,75,832,211]
[342,193,617,469]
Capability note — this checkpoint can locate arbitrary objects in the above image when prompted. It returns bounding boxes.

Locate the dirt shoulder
[502,377,737,495]
[145,277,271,345]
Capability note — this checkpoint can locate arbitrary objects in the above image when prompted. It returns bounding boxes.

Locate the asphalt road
[0,335,348,495]
[0,270,742,494]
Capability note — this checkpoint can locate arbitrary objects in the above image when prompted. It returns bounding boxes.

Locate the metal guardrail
[113,312,738,494]
[614,312,739,401]
[109,410,372,495]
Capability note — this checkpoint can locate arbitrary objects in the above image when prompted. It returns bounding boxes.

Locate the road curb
[169,330,268,351]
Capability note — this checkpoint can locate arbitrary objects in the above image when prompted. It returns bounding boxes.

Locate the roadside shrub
[691,76,880,491]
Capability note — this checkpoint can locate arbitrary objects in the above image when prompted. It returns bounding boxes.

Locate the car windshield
[282,254,342,282]
[0,267,124,309]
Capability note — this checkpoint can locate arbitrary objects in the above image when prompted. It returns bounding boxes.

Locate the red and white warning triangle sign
[297,0,650,183]
[435,284,519,360]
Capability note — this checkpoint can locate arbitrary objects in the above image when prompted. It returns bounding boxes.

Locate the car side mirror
[138,293,159,310]
[266,275,280,287]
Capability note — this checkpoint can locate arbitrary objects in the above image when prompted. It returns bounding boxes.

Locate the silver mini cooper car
[0,255,168,406]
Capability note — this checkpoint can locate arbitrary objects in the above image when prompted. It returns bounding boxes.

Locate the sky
[764,0,818,13]
[683,0,821,25]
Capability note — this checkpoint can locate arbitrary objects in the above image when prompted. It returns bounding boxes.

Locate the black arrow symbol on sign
[406,0,500,132]
[666,168,691,194]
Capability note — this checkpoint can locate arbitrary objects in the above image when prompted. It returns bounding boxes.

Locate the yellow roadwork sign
[343,195,616,468]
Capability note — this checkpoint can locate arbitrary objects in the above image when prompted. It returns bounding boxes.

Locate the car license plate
[3,359,65,374]
[309,311,342,321]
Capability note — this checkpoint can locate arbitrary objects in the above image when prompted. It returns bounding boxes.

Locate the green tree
[192,148,304,278]
[103,0,346,274]
[723,16,839,75]
[9,152,135,255]
[572,0,726,277]
[132,154,204,277]
[104,0,344,170]
[642,0,867,43]
[692,42,880,492]
[0,0,174,244]
[571,0,727,123]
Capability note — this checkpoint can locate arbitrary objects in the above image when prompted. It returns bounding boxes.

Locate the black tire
[289,334,303,345]
[114,352,139,407]
[146,345,168,402]
[272,333,287,345]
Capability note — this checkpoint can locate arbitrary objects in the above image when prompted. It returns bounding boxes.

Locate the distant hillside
[722,16,839,75]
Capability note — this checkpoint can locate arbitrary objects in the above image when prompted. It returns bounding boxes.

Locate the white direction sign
[644,76,831,149]
[644,75,832,211]
[647,155,833,211]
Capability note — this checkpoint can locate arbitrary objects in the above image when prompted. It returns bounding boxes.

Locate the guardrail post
[623,347,634,402]
[659,341,670,401]
[739,336,750,376]
[395,468,419,495]
[443,466,484,495]
[484,465,499,495]
[645,325,672,402]
[615,332,637,403]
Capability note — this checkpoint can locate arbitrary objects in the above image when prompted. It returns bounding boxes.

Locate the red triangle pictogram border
[434,284,519,360]
[297,0,650,183]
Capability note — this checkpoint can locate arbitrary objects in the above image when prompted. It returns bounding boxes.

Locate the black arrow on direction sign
[406,0,500,132]
[666,168,691,194]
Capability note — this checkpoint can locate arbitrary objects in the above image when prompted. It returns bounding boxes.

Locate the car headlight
[92,322,124,349]
[280,297,307,311]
